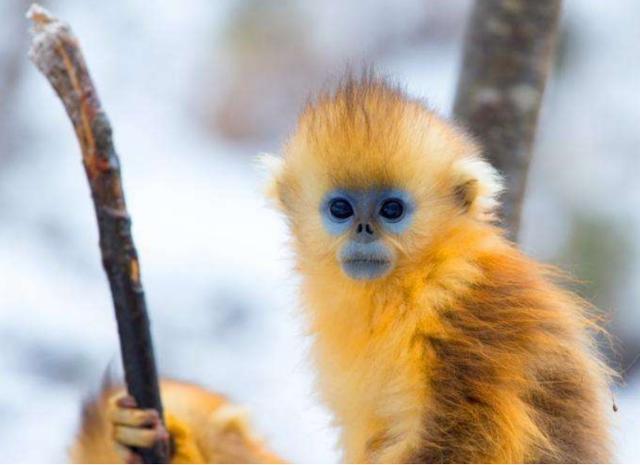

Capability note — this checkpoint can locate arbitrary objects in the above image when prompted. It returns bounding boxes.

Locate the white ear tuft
[453,156,504,221]
[256,152,284,205]
[257,152,283,178]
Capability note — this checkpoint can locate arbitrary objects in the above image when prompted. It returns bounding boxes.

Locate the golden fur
[70,76,612,463]
[265,76,612,463]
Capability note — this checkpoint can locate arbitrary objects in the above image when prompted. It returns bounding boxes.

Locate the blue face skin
[321,188,415,280]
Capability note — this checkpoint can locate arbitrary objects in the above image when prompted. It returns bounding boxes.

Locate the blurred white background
[0,1,638,462]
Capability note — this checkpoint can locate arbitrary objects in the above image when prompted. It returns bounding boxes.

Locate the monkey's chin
[341,258,393,281]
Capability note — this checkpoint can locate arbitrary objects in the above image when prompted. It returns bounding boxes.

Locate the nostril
[356,223,363,233]
[365,224,374,235]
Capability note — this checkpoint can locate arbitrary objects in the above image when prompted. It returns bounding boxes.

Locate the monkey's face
[321,188,414,280]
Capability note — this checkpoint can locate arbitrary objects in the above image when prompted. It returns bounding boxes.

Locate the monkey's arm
[69,379,284,464]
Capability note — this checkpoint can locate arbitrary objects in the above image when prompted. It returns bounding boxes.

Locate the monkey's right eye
[329,198,354,220]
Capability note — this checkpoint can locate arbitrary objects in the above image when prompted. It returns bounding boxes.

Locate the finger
[114,443,130,462]
[113,425,165,449]
[110,407,159,428]
[116,395,137,409]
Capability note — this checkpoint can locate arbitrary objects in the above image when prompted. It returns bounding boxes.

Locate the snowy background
[0,1,638,462]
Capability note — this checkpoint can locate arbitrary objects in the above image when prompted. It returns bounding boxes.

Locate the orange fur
[69,379,283,463]
[266,75,612,463]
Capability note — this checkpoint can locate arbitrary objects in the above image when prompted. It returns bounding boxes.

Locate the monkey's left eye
[328,198,354,220]
[379,199,405,221]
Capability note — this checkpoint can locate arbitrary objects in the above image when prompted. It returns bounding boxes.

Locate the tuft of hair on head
[301,69,414,144]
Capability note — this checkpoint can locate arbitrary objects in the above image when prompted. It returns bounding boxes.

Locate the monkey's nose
[355,223,376,242]
[356,223,374,234]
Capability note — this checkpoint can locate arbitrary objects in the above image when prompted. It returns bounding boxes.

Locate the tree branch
[27,5,168,463]
[453,0,562,240]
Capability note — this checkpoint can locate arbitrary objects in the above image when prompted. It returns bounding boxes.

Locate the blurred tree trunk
[453,0,562,241]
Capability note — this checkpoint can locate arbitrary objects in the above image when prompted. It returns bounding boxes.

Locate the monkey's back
[413,247,612,463]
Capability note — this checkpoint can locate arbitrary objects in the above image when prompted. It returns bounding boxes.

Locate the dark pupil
[329,198,353,219]
[380,199,404,220]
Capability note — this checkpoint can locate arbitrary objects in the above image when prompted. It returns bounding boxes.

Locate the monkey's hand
[108,394,204,464]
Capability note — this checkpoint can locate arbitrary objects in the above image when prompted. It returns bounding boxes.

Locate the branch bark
[453,0,562,240]
[27,5,168,463]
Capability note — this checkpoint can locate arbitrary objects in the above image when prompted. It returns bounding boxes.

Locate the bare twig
[453,0,562,240]
[27,5,168,463]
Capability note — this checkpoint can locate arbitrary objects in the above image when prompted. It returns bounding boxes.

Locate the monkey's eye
[379,199,405,221]
[328,198,354,220]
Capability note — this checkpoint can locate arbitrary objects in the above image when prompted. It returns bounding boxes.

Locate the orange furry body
[305,228,611,462]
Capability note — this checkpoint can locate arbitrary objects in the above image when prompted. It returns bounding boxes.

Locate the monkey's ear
[452,156,503,221]
[257,152,285,209]
[453,178,479,211]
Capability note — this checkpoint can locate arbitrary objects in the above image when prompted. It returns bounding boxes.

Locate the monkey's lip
[342,256,390,266]
[340,254,392,280]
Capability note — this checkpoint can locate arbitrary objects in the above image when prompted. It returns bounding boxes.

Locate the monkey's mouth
[341,255,392,280]
[344,256,389,266]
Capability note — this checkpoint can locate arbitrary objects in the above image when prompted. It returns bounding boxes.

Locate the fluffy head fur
[264,76,612,463]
